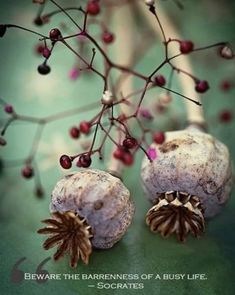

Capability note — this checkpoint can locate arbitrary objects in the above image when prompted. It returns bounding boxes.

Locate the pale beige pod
[38,169,134,267]
[141,126,233,241]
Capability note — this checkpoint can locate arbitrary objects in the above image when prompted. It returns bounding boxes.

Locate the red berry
[49,28,62,41]
[118,114,127,122]
[87,1,100,16]
[220,80,232,92]
[37,64,51,75]
[102,31,114,44]
[4,104,14,114]
[21,166,34,179]
[79,121,91,134]
[69,126,80,139]
[113,147,134,166]
[113,147,125,160]
[0,25,7,37]
[60,155,72,169]
[219,110,233,123]
[77,154,92,168]
[122,151,134,166]
[42,48,51,59]
[195,80,209,93]
[180,40,194,54]
[153,131,165,144]
[35,44,45,55]
[123,137,137,149]
[154,75,166,87]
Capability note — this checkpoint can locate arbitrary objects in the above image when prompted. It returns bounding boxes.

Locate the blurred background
[0,0,235,294]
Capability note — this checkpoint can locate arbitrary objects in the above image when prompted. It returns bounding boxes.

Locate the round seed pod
[38,169,134,267]
[141,126,233,241]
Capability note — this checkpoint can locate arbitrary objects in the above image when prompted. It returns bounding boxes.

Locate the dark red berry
[195,80,209,93]
[0,25,7,37]
[122,151,134,166]
[180,40,194,54]
[69,126,80,139]
[42,48,51,59]
[60,155,72,169]
[34,17,43,26]
[153,131,165,144]
[87,1,100,16]
[37,64,51,75]
[49,28,62,41]
[123,137,137,149]
[77,154,92,168]
[219,110,233,123]
[21,166,34,179]
[0,137,6,146]
[102,31,114,44]
[79,121,91,134]
[154,75,166,87]
[4,104,14,114]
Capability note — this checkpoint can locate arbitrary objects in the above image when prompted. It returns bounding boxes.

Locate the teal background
[0,0,235,294]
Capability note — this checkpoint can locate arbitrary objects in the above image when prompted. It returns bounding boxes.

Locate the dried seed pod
[38,169,134,267]
[141,126,233,241]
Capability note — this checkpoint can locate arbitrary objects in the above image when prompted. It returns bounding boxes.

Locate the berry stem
[49,0,82,31]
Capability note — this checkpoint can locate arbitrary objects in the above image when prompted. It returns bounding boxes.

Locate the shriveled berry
[79,121,91,134]
[123,137,137,149]
[77,154,92,168]
[195,80,209,93]
[102,31,114,44]
[153,131,165,144]
[180,40,194,54]
[219,110,233,123]
[0,25,7,37]
[219,45,234,59]
[60,155,72,169]
[42,48,51,58]
[37,64,51,75]
[21,166,34,179]
[49,28,62,41]
[87,1,100,16]
[70,127,80,139]
[4,104,14,114]
[154,75,166,87]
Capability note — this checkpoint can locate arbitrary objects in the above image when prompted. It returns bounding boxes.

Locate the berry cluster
[0,0,234,197]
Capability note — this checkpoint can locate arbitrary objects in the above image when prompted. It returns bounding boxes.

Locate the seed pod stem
[108,3,136,177]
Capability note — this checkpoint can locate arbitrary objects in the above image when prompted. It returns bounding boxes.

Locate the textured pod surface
[141,127,233,218]
[50,169,134,249]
